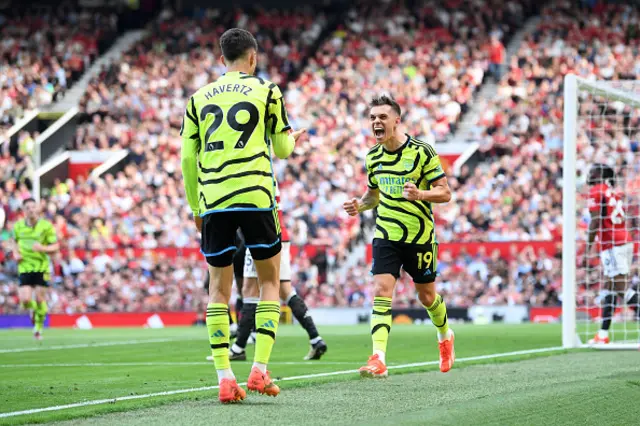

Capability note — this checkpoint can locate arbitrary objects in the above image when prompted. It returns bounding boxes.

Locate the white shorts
[244,241,292,281]
[600,243,634,278]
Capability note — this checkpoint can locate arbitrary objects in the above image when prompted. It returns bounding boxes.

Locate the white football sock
[373,350,386,364]
[216,368,235,384]
[253,362,267,373]
[310,336,322,345]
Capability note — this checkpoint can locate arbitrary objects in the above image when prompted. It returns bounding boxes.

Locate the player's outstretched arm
[343,187,380,216]
[403,177,451,203]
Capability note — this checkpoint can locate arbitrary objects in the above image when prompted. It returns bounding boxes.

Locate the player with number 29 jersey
[181,71,291,214]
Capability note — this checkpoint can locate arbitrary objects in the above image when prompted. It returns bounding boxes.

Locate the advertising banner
[468,305,529,324]
[0,314,50,329]
[305,308,370,325]
[391,307,469,325]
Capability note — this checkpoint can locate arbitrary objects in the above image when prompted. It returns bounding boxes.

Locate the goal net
[563,75,640,349]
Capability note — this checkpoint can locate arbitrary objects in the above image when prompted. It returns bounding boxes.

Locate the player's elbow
[435,186,451,203]
[442,187,452,203]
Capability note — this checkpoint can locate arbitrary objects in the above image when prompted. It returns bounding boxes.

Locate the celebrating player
[11,198,59,340]
[229,184,327,362]
[181,28,305,403]
[584,164,638,344]
[343,95,454,377]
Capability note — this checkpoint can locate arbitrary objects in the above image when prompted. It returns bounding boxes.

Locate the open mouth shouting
[373,124,386,139]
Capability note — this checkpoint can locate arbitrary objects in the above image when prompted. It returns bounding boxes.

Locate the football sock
[371,297,392,361]
[34,301,48,333]
[228,310,235,325]
[235,297,244,318]
[625,289,639,319]
[601,293,616,331]
[253,301,280,368]
[24,300,36,311]
[206,303,233,383]
[425,294,450,340]
[234,302,257,350]
[286,292,320,341]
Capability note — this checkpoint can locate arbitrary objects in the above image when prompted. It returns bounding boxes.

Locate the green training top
[12,218,57,274]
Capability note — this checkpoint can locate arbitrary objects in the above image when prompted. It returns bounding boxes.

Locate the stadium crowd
[0,4,120,132]
[1,0,639,314]
[0,244,561,314]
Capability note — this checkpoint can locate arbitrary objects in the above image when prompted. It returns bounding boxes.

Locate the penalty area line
[0,346,564,419]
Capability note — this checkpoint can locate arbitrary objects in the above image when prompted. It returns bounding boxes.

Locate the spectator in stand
[0,4,120,132]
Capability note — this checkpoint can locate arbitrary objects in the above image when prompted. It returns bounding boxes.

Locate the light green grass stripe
[0,346,563,419]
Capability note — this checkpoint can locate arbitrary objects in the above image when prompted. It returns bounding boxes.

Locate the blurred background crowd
[1,0,639,314]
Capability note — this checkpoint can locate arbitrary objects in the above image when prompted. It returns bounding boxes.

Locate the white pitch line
[0,338,194,354]
[0,361,359,368]
[0,346,564,419]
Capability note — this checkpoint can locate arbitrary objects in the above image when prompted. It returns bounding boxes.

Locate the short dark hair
[370,94,401,117]
[220,28,258,62]
[588,163,616,186]
[23,198,36,206]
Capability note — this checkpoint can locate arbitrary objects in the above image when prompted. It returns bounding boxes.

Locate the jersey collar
[381,134,411,154]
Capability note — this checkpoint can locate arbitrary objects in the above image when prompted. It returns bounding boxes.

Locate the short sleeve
[44,222,58,245]
[366,156,378,189]
[422,154,445,183]
[180,96,200,142]
[268,84,291,135]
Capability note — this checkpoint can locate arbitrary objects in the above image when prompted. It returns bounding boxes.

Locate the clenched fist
[343,198,361,216]
[403,182,421,201]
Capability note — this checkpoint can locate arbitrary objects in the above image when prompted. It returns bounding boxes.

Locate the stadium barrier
[0,314,50,329]
[365,241,559,262]
[391,307,470,325]
[468,305,529,324]
[0,307,293,329]
[530,306,628,323]
[60,241,560,265]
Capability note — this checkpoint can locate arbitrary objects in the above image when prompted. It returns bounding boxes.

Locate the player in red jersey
[208,184,327,362]
[584,164,638,344]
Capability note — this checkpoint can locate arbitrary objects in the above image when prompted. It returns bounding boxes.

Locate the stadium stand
[2,0,636,314]
[0,4,121,132]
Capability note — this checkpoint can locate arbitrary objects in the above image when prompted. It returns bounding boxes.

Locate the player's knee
[373,276,394,298]
[416,286,436,307]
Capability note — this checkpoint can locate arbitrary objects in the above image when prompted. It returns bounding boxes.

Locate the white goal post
[563,74,640,350]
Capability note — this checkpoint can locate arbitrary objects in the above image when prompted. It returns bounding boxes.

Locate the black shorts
[204,232,246,291]
[201,210,281,267]
[19,272,49,287]
[371,238,438,284]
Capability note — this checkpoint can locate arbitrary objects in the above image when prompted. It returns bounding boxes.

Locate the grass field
[0,323,638,425]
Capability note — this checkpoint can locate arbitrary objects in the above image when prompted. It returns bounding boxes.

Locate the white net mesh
[575,80,640,347]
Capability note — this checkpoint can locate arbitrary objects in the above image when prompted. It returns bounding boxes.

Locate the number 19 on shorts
[416,251,433,271]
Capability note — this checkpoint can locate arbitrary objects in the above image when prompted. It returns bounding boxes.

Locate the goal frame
[562,74,640,350]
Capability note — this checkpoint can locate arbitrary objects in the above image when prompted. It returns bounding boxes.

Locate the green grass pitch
[0,324,638,425]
